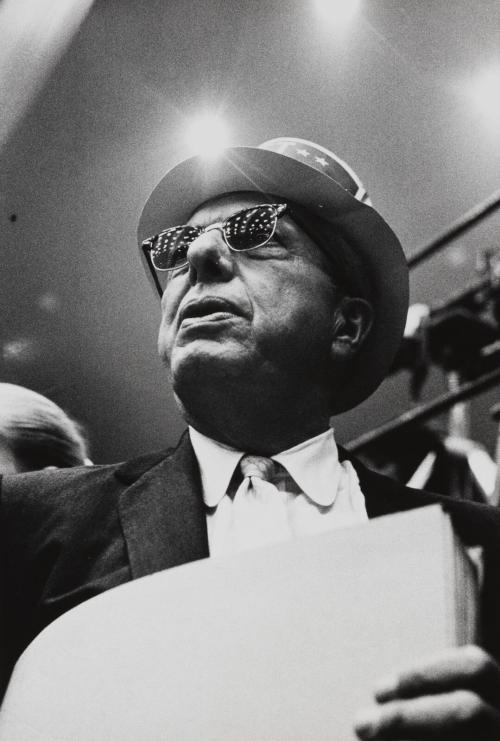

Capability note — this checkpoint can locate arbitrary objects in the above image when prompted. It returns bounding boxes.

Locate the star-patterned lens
[223,204,281,251]
[148,225,202,270]
[145,203,287,273]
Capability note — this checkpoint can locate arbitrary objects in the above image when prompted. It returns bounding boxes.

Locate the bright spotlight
[184,113,231,158]
[466,65,500,124]
[314,0,361,27]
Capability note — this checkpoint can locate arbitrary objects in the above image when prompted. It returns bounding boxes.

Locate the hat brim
[138,146,409,414]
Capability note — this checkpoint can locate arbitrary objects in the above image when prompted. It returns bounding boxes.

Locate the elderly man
[2,138,500,738]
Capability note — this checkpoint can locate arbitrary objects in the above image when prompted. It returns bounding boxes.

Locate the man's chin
[168,340,247,386]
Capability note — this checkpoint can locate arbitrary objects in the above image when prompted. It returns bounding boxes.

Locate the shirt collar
[272,428,340,506]
[189,426,341,508]
[189,426,243,508]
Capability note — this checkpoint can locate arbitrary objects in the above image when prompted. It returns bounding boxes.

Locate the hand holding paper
[355,645,500,740]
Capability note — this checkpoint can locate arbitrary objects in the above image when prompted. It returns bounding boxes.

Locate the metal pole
[408,189,500,269]
[345,365,500,453]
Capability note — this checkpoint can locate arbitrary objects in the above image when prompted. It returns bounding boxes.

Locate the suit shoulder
[0,448,173,510]
[344,448,500,547]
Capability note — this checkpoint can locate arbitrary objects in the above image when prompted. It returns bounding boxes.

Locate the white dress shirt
[189,426,368,556]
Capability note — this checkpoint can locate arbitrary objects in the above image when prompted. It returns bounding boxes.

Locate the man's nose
[186,228,234,285]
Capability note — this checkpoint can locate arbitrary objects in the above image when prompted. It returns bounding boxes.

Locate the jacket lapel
[338,445,436,518]
[116,432,209,579]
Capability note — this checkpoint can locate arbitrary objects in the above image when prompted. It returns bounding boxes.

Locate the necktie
[230,455,290,552]
[239,455,276,482]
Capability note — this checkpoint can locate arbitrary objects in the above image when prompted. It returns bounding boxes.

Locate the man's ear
[330,297,373,359]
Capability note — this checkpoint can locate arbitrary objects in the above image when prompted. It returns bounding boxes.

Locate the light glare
[0,0,94,151]
[184,114,231,158]
[466,65,500,124]
[314,0,361,27]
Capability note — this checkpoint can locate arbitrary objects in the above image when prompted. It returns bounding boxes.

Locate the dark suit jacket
[2,431,500,687]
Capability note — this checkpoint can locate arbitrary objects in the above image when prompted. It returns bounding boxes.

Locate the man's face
[158,192,340,402]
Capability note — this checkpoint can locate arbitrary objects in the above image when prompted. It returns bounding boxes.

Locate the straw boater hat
[138,137,409,414]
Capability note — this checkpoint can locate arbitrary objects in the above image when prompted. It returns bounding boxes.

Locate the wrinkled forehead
[187,191,281,226]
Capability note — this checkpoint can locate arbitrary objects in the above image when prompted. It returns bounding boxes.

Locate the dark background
[1,0,499,463]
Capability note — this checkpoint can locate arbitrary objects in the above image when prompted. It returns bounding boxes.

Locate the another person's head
[138,138,408,450]
[0,383,89,474]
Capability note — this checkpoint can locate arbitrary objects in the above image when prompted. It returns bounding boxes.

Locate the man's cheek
[157,322,175,365]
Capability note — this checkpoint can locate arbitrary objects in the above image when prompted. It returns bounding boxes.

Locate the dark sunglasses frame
[141,203,288,296]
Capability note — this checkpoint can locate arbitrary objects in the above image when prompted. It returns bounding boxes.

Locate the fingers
[354,689,500,740]
[353,646,500,740]
[374,645,500,708]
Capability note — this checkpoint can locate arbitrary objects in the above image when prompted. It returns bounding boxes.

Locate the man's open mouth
[179,297,243,323]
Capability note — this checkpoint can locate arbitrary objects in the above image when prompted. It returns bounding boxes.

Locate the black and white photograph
[1,1,500,738]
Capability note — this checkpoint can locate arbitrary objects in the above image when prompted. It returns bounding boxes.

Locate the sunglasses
[141,203,288,293]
